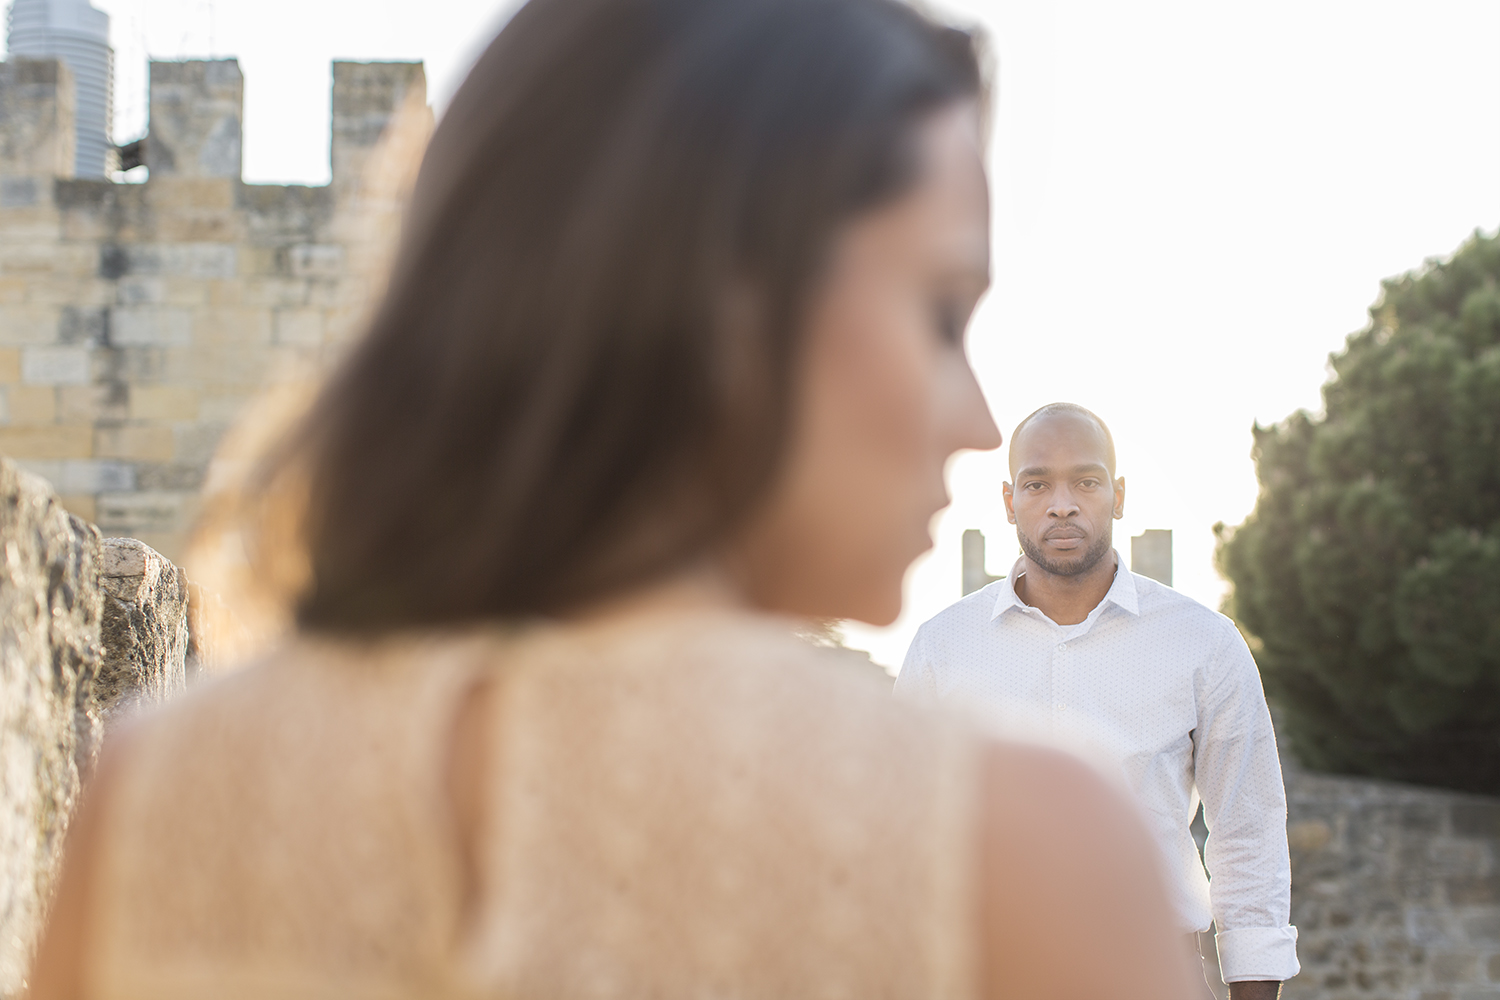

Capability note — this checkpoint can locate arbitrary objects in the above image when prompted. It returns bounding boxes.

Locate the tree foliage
[1217,230,1500,794]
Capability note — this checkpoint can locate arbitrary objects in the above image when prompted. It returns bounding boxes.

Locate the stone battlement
[0,55,428,558]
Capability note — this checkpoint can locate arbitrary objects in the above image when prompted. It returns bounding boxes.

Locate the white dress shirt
[897,552,1299,984]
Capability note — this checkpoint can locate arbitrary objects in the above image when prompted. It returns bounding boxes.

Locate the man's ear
[1113,476,1126,519]
[1002,482,1017,524]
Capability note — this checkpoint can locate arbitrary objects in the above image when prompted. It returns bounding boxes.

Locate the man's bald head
[1008,403,1116,478]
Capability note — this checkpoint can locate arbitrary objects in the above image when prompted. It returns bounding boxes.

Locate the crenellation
[331,60,425,185]
[0,57,75,178]
[0,55,427,556]
[146,59,243,180]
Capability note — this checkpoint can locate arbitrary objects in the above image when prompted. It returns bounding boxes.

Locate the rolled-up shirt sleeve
[1194,623,1300,983]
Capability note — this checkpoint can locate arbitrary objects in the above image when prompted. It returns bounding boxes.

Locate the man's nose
[1048,491,1080,517]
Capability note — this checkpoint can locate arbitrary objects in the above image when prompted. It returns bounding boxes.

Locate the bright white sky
[10,0,1497,669]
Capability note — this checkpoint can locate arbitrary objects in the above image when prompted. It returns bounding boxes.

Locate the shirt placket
[1051,633,1067,731]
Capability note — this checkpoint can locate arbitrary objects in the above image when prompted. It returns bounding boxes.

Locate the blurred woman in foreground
[34,0,1195,997]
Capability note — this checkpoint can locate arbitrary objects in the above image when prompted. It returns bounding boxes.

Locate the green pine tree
[1217,230,1500,794]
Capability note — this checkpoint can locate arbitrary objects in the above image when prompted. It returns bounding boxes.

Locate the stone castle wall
[0,458,188,998]
[1279,764,1500,1000]
[0,55,427,559]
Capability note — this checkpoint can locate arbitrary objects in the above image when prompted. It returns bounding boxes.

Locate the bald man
[897,403,1298,1000]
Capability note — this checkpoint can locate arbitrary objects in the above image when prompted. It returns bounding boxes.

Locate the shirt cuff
[1215,925,1300,983]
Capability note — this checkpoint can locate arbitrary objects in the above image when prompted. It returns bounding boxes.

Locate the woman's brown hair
[290,0,984,631]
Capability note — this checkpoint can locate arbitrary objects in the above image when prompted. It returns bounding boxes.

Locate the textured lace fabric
[88,612,982,1000]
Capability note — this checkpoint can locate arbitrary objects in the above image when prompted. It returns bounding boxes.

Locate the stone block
[1455,803,1500,840]
[195,306,270,345]
[5,384,54,423]
[1434,952,1483,983]
[238,182,335,239]
[287,242,344,278]
[58,382,128,423]
[0,306,61,347]
[111,305,192,346]
[95,490,191,535]
[58,305,109,345]
[0,279,26,305]
[273,307,323,346]
[147,59,243,179]
[0,176,39,208]
[0,459,100,997]
[0,423,91,458]
[331,60,426,184]
[205,279,244,306]
[96,537,188,720]
[133,462,203,492]
[197,393,251,423]
[130,385,198,421]
[95,345,171,384]
[1450,876,1500,906]
[12,458,133,495]
[0,58,75,178]
[117,243,237,280]
[95,425,174,462]
[0,349,18,382]
[242,277,312,308]
[21,345,89,384]
[145,177,236,214]
[1289,818,1334,854]
[58,493,95,523]
[172,420,228,465]
[115,276,165,305]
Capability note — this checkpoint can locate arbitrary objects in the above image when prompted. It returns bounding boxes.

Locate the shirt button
[1053,702,1065,712]
[1056,644,1066,652]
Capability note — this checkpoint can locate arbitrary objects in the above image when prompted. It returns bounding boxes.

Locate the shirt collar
[991,548,1140,620]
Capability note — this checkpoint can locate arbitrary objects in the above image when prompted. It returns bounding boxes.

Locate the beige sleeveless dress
[85,611,983,1000]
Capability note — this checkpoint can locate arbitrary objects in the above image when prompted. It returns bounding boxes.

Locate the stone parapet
[0,457,189,998]
[98,536,189,718]
[331,60,426,187]
[146,59,243,180]
[0,55,429,558]
[1278,765,1500,1000]
[0,58,75,180]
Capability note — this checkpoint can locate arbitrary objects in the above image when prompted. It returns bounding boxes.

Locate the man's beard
[1017,526,1113,578]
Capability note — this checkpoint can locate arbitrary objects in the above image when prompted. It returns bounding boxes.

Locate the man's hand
[1228,982,1281,1000]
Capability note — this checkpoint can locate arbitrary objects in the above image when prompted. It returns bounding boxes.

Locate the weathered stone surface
[0,58,75,179]
[0,457,100,998]
[0,56,428,560]
[1277,762,1500,1000]
[97,536,188,719]
[0,458,198,997]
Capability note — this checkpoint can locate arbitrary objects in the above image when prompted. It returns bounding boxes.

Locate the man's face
[1003,412,1124,577]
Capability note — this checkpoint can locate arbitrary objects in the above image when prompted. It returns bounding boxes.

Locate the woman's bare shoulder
[975,740,1199,1000]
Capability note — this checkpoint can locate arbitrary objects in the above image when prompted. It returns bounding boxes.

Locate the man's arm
[1193,621,1300,989]
[893,625,938,703]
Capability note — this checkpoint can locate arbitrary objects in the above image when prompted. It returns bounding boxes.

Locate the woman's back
[32,1,1200,996]
[85,613,981,999]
